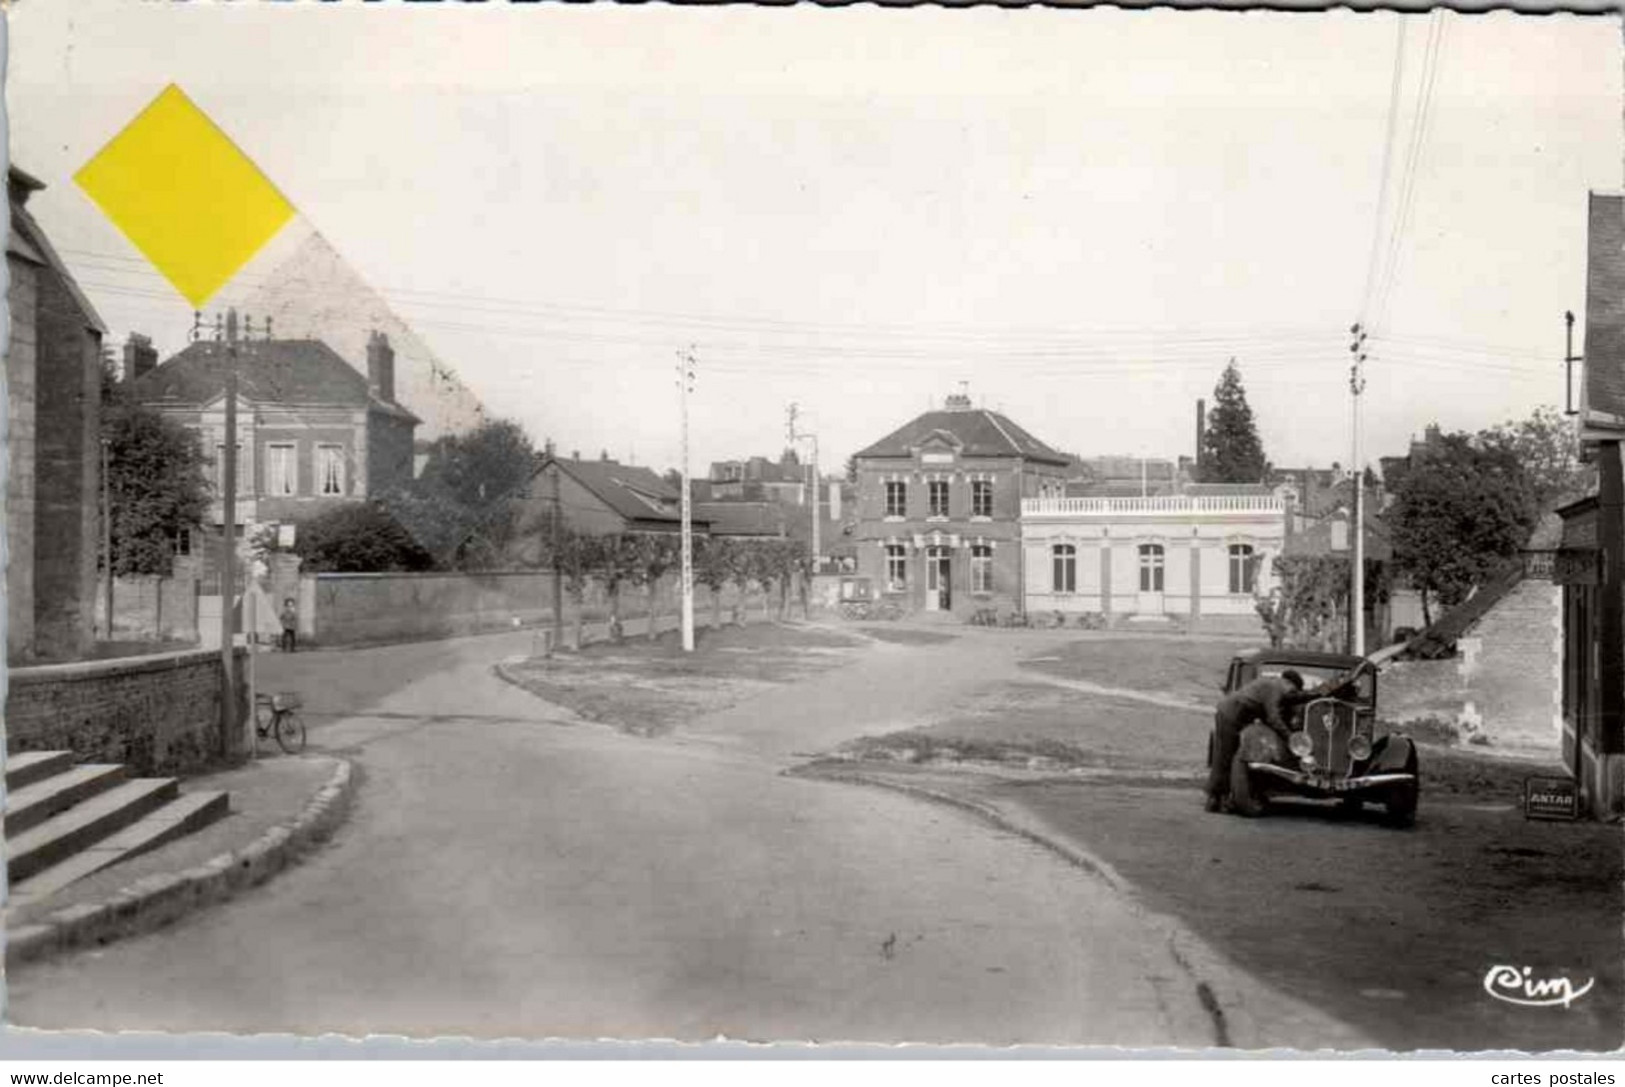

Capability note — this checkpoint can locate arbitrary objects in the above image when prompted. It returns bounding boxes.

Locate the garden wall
[6,647,249,776]
[299,570,775,649]
[93,575,200,644]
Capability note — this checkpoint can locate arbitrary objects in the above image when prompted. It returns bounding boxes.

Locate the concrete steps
[4,750,230,898]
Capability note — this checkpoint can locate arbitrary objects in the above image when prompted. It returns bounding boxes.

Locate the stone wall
[6,648,249,776]
[1376,578,1562,755]
[6,253,39,664]
[94,576,200,643]
[300,570,770,649]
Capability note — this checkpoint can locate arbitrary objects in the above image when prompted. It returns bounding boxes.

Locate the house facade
[6,167,106,663]
[1021,489,1286,622]
[131,328,419,576]
[851,393,1069,617]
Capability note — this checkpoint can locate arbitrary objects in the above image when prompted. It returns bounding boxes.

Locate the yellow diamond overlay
[75,84,295,309]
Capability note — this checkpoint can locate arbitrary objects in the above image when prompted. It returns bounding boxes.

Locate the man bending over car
[1204,662,1373,814]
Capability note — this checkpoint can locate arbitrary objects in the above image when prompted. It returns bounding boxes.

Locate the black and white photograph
[1,0,1622,1056]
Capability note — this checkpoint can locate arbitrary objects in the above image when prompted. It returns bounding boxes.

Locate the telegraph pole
[678,348,696,652]
[220,309,241,753]
[1349,323,1368,657]
[101,436,113,639]
[549,439,563,653]
[787,403,820,573]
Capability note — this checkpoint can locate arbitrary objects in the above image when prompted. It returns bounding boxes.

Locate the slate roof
[854,408,1068,465]
[1583,192,1625,429]
[133,338,419,422]
[1065,479,1181,498]
[694,501,787,537]
[543,457,712,530]
[1183,482,1276,497]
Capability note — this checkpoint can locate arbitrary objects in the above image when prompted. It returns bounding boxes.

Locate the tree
[694,536,735,631]
[100,371,210,577]
[293,503,435,573]
[1388,429,1537,625]
[844,455,859,484]
[1478,405,1596,515]
[390,418,539,568]
[1200,359,1270,484]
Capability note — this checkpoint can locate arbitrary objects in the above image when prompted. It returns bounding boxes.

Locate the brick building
[850,393,1069,616]
[6,166,105,663]
[130,328,419,577]
[515,452,714,547]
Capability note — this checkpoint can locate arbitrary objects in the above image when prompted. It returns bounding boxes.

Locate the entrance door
[1137,543,1165,615]
[925,547,952,612]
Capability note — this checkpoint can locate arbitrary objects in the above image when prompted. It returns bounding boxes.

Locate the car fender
[1369,733,1417,773]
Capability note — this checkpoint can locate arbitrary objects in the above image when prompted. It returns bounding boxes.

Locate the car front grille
[1301,698,1356,778]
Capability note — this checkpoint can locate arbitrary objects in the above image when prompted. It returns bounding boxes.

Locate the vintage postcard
[2,0,1621,1056]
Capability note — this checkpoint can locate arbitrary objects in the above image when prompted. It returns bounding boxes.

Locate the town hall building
[850,393,1070,617]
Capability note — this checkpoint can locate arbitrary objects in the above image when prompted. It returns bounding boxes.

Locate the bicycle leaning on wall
[254,691,308,755]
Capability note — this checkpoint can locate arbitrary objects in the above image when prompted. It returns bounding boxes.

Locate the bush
[293,503,436,573]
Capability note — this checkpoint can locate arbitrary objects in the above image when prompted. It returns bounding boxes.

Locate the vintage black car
[1210,648,1420,826]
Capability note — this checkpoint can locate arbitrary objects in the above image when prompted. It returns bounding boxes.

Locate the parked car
[1208,648,1420,827]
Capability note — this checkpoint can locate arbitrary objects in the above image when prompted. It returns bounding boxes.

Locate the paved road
[6,626,1349,1046]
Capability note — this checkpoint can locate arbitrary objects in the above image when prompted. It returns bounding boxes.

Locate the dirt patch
[500,622,865,735]
[1019,638,1241,705]
[855,627,960,647]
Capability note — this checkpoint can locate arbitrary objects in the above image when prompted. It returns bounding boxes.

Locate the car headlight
[1288,732,1312,757]
[1348,734,1372,761]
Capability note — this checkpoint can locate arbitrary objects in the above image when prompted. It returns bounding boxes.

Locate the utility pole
[1349,323,1368,657]
[101,436,113,639]
[549,439,563,653]
[1565,311,1583,417]
[220,309,241,754]
[787,403,820,574]
[678,348,696,652]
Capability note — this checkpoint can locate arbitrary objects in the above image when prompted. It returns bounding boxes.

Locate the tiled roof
[854,408,1068,465]
[1065,480,1181,498]
[1583,192,1625,427]
[694,501,786,537]
[1183,482,1275,497]
[133,338,420,422]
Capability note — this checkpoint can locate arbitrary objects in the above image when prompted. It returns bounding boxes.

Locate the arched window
[1138,543,1165,592]
[1228,543,1257,594]
[1052,543,1077,593]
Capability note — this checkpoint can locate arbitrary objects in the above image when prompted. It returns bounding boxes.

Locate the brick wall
[7,254,39,663]
[6,648,249,776]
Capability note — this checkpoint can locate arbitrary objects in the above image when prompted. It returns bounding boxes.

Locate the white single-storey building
[1020,490,1287,620]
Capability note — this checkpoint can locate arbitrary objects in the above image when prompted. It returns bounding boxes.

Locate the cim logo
[1483,965,1595,1008]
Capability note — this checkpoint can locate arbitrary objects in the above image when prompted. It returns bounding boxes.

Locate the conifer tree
[1200,359,1270,483]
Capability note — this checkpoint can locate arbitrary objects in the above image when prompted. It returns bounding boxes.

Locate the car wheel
[1229,753,1267,817]
[1382,752,1420,828]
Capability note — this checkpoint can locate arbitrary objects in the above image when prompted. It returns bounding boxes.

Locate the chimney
[366,331,396,402]
[1195,399,1206,471]
[123,333,158,383]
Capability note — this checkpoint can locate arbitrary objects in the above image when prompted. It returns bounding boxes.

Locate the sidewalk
[6,751,349,941]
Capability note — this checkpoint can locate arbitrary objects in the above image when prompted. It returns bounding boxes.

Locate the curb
[790,762,1381,1054]
[6,758,358,970]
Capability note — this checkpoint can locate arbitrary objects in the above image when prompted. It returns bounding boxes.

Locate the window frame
[317,443,346,497]
[1138,543,1166,593]
[971,479,993,518]
[927,480,950,518]
[1052,543,1077,594]
[1228,543,1256,595]
[971,544,994,593]
[884,481,907,518]
[884,544,908,591]
[266,442,298,497]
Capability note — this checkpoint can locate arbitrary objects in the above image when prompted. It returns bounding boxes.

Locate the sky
[8,3,1622,476]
